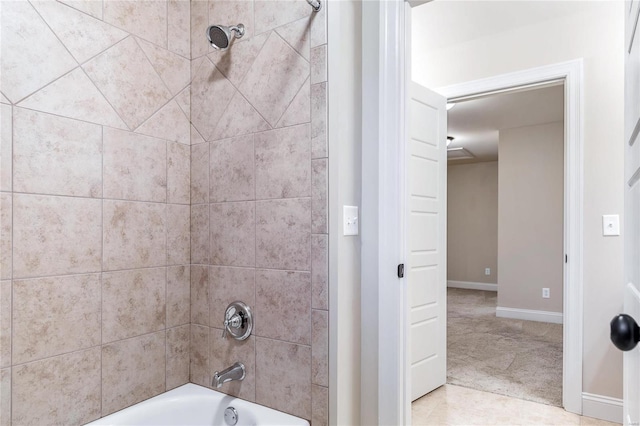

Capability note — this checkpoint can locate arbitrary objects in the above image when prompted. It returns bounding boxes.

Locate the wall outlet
[542,288,550,299]
[484,268,491,276]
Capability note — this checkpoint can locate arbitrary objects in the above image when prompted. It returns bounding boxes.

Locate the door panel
[408,82,447,401]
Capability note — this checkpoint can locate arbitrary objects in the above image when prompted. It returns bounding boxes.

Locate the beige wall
[1,1,191,424]
[413,1,625,398]
[188,2,328,424]
[498,122,564,313]
[447,161,498,284]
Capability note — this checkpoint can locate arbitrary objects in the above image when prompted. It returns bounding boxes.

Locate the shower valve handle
[222,313,242,338]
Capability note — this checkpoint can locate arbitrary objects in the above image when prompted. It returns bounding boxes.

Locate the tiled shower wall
[188,0,328,424]
[0,1,192,424]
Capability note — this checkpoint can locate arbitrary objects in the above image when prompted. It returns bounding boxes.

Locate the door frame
[360,1,585,423]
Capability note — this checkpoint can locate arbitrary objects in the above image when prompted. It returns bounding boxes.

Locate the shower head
[206,24,245,50]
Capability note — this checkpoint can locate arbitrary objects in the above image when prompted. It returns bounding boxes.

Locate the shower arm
[306,0,321,12]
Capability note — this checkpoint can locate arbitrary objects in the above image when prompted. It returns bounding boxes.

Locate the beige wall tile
[12,348,101,425]
[311,234,328,310]
[255,338,311,420]
[137,100,191,146]
[312,385,329,426]
[0,194,11,280]
[311,82,327,159]
[310,45,327,84]
[83,37,171,130]
[137,38,190,96]
[277,77,310,128]
[191,59,236,140]
[209,92,271,142]
[274,17,310,61]
[190,324,210,388]
[255,269,311,345]
[59,0,103,19]
[0,368,10,426]
[168,0,190,58]
[254,0,310,34]
[30,0,128,64]
[103,128,167,203]
[167,325,190,390]
[190,204,210,264]
[0,1,76,103]
[103,1,167,47]
[102,268,166,343]
[167,204,190,265]
[210,135,255,202]
[208,33,269,87]
[255,124,311,199]
[256,198,311,271]
[13,194,102,278]
[191,265,209,326]
[0,281,10,368]
[209,0,254,40]
[312,159,328,233]
[210,331,255,402]
[1,104,11,192]
[167,265,190,327]
[168,141,191,204]
[191,142,209,204]
[238,32,309,127]
[13,274,101,364]
[309,3,326,48]
[176,86,191,119]
[102,331,166,416]
[190,0,211,59]
[311,309,328,386]
[103,200,166,270]
[209,266,255,328]
[16,68,128,130]
[210,202,256,267]
[13,108,103,198]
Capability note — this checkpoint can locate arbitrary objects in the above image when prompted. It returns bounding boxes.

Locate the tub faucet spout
[212,362,245,388]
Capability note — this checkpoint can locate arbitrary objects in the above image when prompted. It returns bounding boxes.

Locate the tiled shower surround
[0,1,328,425]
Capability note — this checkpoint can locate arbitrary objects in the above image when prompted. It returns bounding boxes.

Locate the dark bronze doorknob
[610,314,639,351]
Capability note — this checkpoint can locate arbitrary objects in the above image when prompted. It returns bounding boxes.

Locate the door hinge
[565,254,568,263]
[398,264,405,278]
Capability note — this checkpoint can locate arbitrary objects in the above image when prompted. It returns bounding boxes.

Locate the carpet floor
[447,288,563,407]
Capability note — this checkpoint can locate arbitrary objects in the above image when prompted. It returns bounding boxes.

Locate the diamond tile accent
[103,1,168,46]
[277,77,310,128]
[137,38,190,96]
[83,37,172,129]
[210,92,270,142]
[1,1,77,103]
[18,68,128,129]
[191,58,236,141]
[238,32,309,127]
[275,17,311,61]
[208,32,269,87]
[136,100,190,145]
[31,1,128,64]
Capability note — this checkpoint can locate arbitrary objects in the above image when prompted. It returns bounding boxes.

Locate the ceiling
[447,85,564,165]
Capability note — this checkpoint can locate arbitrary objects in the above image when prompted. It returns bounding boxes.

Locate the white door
[622,0,640,424]
[407,81,447,401]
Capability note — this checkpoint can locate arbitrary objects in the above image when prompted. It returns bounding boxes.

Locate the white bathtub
[86,384,309,426]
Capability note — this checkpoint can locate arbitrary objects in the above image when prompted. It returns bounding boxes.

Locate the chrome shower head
[206,24,245,50]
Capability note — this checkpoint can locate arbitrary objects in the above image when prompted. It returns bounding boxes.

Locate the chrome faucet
[212,362,245,389]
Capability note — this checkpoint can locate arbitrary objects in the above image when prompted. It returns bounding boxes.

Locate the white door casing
[407,82,447,401]
[623,0,640,424]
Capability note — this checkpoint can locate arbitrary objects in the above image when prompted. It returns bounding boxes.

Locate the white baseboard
[495,306,563,324]
[447,280,497,292]
[582,393,623,424]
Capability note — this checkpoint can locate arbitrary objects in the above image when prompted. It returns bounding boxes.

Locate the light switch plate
[602,214,620,236]
[343,206,359,236]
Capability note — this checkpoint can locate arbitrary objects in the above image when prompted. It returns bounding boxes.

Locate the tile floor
[412,384,620,426]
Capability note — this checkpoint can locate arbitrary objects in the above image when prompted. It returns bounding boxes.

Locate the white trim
[447,280,497,292]
[432,60,585,415]
[496,306,563,324]
[582,393,624,424]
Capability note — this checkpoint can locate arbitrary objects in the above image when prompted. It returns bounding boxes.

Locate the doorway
[443,84,565,408]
